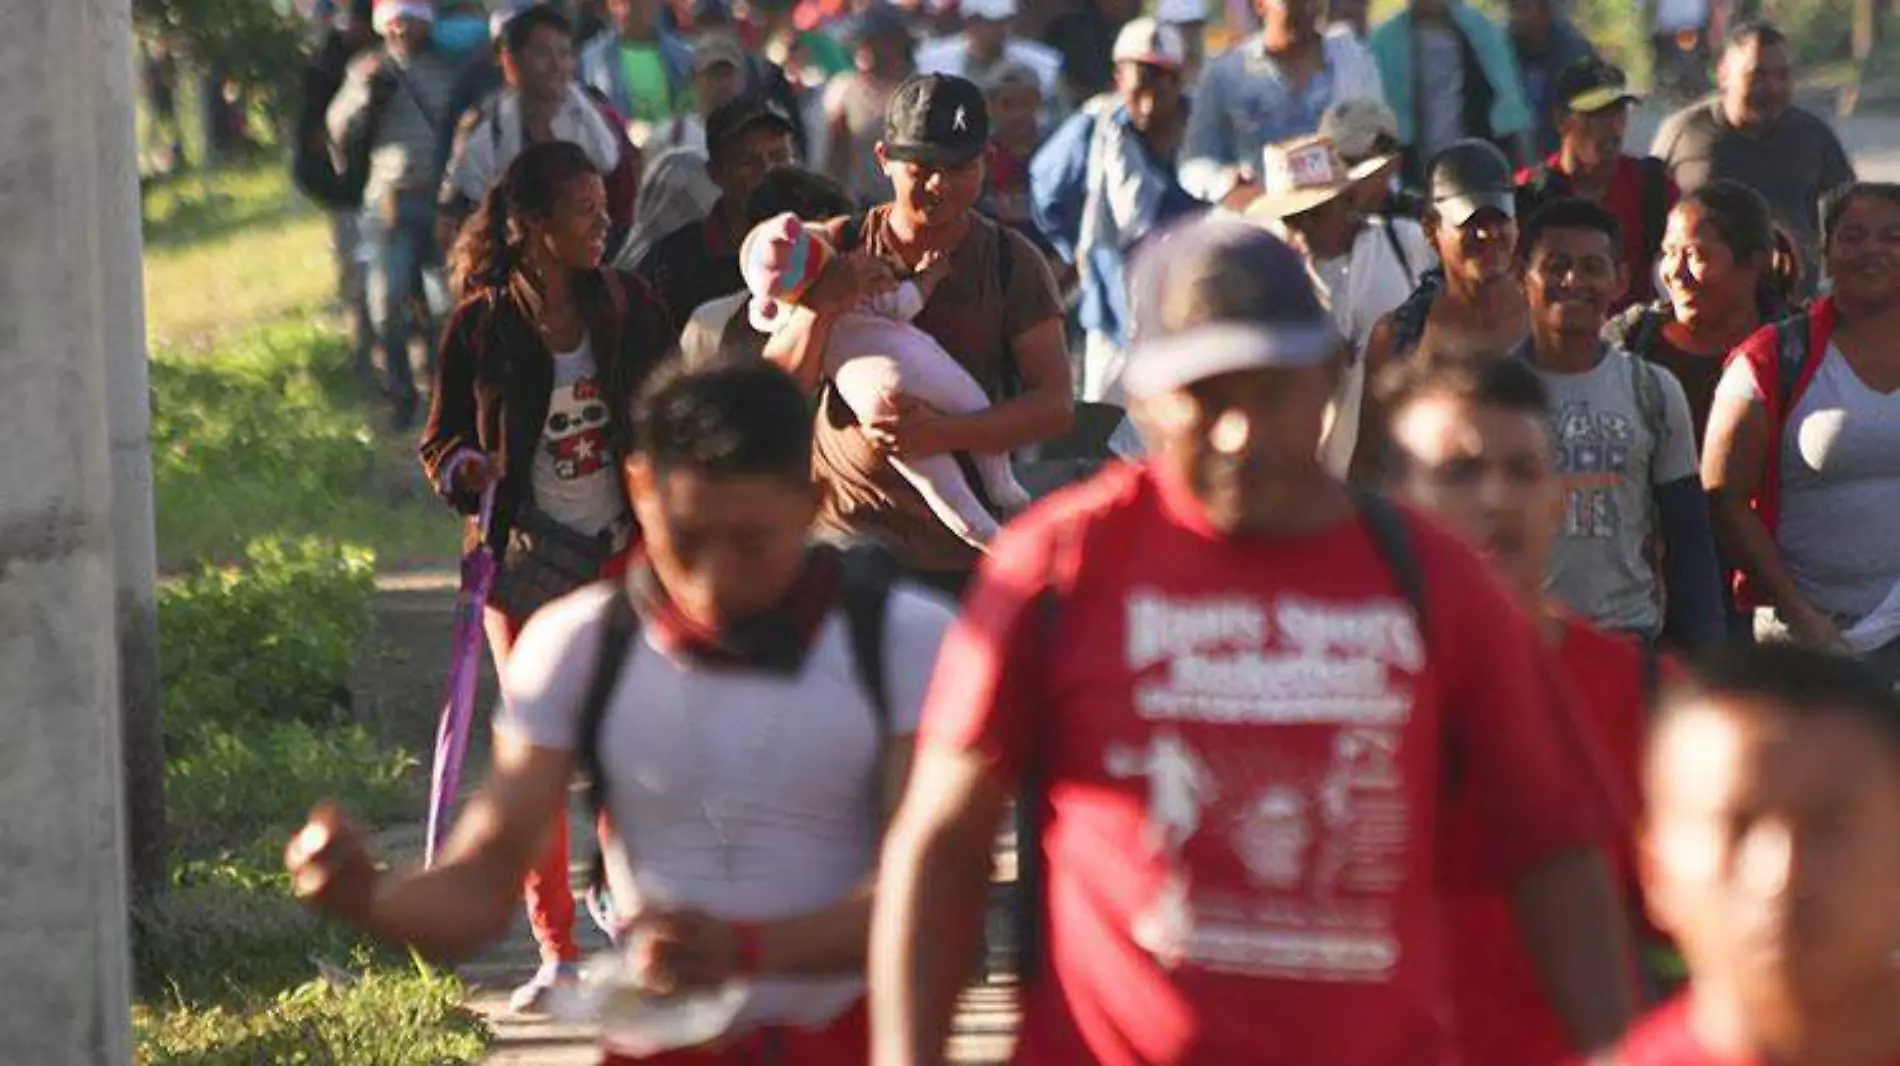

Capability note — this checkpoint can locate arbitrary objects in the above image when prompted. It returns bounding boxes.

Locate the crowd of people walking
[274,1,1900,1065]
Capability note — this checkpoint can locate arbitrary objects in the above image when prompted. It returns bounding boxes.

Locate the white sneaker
[507,960,580,1015]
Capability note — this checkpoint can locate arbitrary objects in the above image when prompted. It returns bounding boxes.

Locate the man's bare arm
[289,729,574,962]
[869,745,1015,1066]
[1512,846,1641,1054]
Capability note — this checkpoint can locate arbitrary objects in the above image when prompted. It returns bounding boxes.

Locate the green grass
[151,320,457,572]
[143,162,336,351]
[136,150,485,1063]
[134,958,488,1066]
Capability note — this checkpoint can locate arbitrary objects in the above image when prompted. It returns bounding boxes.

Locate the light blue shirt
[1180,30,1386,202]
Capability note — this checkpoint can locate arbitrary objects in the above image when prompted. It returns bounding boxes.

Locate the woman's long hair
[1672,180,1796,320]
[448,140,601,302]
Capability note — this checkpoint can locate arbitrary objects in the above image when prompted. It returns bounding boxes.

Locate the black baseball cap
[1123,218,1341,399]
[1557,56,1642,114]
[705,95,797,158]
[1428,139,1517,227]
[882,74,990,166]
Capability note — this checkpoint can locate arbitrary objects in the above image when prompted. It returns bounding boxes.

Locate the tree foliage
[133,0,308,126]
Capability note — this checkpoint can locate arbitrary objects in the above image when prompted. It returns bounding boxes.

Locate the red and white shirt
[919,464,1620,1066]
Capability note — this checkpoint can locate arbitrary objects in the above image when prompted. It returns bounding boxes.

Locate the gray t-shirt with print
[1528,347,1699,635]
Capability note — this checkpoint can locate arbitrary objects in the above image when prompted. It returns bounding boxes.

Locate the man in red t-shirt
[1380,356,1665,1066]
[1515,57,1678,311]
[1602,644,1900,1066]
[869,218,1638,1066]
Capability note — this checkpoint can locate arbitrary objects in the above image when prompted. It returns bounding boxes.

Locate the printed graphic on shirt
[1116,589,1421,983]
[1553,400,1637,540]
[543,376,612,480]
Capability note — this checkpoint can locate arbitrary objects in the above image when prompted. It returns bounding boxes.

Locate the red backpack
[1726,296,1835,607]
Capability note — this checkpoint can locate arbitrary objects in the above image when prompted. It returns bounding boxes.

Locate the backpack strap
[1630,349,1668,465]
[1350,488,1429,638]
[838,211,869,253]
[1774,310,1812,416]
[578,581,642,831]
[1631,306,1667,359]
[835,544,899,738]
[1391,270,1443,360]
[1379,216,1415,286]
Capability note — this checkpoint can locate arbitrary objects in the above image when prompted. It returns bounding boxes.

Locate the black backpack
[1013,489,1431,983]
[1389,268,1447,359]
[571,543,906,897]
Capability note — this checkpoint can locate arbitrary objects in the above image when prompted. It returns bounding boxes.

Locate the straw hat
[1247,135,1354,220]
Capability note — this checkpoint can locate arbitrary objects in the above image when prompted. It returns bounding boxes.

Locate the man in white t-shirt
[287,362,954,1066]
[1249,134,1432,476]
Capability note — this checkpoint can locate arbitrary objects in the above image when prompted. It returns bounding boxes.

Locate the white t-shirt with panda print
[530,334,626,535]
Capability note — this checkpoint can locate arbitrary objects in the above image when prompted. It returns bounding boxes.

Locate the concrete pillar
[99,0,170,904]
[0,1,137,1063]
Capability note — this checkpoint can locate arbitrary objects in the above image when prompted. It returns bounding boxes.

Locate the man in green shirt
[580,0,693,130]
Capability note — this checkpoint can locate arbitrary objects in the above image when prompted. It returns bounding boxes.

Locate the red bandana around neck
[628,546,843,675]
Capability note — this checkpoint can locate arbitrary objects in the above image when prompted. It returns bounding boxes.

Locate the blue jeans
[360,188,447,408]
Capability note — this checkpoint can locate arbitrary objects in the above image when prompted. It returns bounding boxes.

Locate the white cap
[1155,0,1208,25]
[960,0,1018,23]
[372,0,436,36]
[1112,18,1186,69]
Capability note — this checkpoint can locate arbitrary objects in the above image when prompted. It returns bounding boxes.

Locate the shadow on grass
[142,176,305,251]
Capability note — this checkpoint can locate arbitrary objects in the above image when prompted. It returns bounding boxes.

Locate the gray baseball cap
[1123,218,1342,400]
[1428,139,1517,228]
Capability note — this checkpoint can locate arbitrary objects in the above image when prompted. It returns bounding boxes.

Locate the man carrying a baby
[764,73,1073,599]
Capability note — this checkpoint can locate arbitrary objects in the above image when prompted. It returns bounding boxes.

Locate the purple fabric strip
[425,484,498,867]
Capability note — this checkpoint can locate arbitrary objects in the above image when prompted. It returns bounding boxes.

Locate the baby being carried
[741,212,1031,547]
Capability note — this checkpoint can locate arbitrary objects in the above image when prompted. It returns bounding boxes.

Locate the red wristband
[732,922,764,976]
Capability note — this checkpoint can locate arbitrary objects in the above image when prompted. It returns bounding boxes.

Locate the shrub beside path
[362,569,1021,1065]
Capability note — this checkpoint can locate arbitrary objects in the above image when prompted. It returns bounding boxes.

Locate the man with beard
[866,217,1637,1066]
[1511,196,1723,649]
[1651,22,1854,295]
[1606,643,1900,1066]
[1517,57,1676,313]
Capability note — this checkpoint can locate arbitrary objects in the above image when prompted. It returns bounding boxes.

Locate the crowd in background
[273,1,1900,1066]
